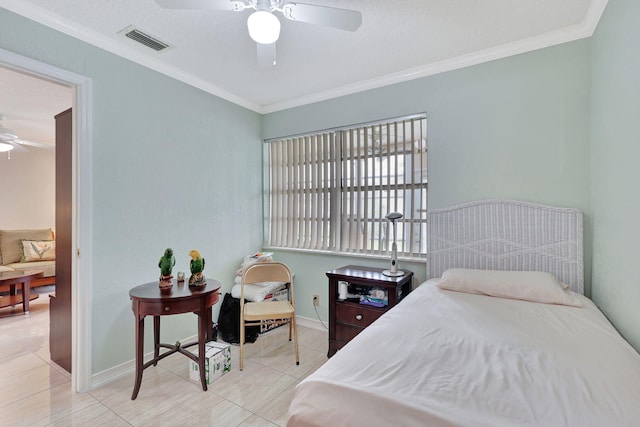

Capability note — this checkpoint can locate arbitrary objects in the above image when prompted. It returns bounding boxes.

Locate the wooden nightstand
[326,265,413,357]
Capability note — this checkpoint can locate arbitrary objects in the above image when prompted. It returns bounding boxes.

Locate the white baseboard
[90,357,136,390]
[90,334,199,390]
[91,315,325,389]
[295,315,327,332]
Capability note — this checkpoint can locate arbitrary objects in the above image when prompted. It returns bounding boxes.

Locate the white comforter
[287,280,640,427]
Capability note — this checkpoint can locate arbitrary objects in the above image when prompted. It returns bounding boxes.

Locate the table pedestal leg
[205,306,213,341]
[153,316,160,366]
[131,314,144,400]
[197,304,208,391]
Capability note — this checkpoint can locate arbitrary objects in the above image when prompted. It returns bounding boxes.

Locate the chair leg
[288,318,292,341]
[292,315,299,366]
[239,317,245,371]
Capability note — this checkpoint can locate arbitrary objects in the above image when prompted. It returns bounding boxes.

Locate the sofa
[0,228,56,289]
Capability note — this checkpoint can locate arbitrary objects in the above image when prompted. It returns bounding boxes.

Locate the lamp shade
[0,142,14,153]
[247,11,281,44]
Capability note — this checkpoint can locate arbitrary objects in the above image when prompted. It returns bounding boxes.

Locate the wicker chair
[239,262,299,371]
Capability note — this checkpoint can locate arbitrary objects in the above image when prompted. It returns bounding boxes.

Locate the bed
[287,200,640,427]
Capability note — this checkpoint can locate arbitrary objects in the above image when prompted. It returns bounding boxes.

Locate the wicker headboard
[426,200,584,294]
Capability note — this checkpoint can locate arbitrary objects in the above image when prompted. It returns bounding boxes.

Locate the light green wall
[0,9,263,372]
[0,148,56,229]
[590,0,640,350]
[264,41,592,324]
[264,42,591,212]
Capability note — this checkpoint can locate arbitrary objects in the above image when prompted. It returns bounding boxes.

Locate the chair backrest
[241,262,294,306]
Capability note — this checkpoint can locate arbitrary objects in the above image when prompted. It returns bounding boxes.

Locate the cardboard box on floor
[189,341,231,384]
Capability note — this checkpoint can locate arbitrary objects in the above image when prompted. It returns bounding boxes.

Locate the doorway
[0,47,93,392]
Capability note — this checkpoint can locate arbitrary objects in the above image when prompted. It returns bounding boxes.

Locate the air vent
[119,26,170,52]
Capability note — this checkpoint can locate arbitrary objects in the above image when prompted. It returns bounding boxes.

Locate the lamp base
[382,269,405,277]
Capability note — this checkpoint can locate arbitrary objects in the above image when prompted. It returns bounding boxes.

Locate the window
[266,114,427,258]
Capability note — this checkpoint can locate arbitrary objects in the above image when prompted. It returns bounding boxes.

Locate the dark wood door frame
[50,108,73,373]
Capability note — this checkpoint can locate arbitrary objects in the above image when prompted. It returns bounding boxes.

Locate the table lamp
[383,212,405,277]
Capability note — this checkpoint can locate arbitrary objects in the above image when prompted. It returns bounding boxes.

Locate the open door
[50,107,72,372]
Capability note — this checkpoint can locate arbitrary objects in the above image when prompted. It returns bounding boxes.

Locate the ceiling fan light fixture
[247,10,280,44]
[0,142,14,153]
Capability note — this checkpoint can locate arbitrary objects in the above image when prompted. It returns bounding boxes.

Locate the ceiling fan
[156,0,362,67]
[0,114,53,157]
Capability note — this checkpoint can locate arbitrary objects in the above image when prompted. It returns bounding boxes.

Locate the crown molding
[0,0,262,113]
[1,0,608,115]
[262,0,609,113]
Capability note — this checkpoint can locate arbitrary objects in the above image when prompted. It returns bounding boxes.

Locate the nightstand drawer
[336,323,363,342]
[336,303,383,327]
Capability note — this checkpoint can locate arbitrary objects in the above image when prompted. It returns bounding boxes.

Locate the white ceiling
[0,0,606,146]
[0,67,72,147]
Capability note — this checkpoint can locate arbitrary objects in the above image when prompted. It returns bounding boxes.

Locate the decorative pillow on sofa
[0,228,54,265]
[20,239,56,262]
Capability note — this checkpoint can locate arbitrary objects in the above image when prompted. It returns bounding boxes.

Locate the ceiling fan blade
[257,43,277,67]
[156,0,246,11]
[281,2,362,32]
[16,139,54,150]
[7,141,28,152]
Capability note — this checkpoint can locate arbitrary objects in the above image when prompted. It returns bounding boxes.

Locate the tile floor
[0,292,329,426]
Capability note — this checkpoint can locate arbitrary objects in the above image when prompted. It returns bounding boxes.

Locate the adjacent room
[1,0,639,425]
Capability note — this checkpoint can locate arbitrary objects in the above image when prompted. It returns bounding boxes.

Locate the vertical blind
[267,114,428,257]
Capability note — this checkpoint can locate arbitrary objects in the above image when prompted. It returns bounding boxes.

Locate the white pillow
[436,269,582,307]
[231,281,287,302]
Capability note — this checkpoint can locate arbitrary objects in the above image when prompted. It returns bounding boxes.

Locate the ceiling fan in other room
[0,114,54,159]
[156,0,363,67]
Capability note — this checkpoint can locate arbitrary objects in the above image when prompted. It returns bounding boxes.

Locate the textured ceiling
[0,0,606,148]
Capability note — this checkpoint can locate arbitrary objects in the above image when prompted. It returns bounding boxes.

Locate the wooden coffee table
[0,270,44,314]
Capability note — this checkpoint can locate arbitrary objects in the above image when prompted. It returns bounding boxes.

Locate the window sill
[261,245,426,264]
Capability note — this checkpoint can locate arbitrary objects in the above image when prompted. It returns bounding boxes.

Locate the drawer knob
[355,314,363,321]
[164,306,170,312]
